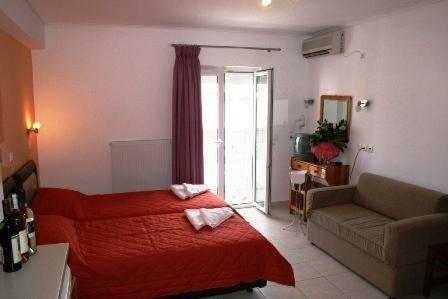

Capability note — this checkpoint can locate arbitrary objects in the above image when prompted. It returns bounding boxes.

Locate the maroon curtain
[172,46,204,184]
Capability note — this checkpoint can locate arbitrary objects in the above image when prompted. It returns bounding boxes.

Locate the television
[293,133,316,162]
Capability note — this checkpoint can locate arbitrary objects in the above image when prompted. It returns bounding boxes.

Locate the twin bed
[3,161,294,299]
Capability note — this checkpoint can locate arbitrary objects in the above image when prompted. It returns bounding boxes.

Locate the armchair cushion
[307,184,356,218]
[384,213,448,266]
[310,203,394,262]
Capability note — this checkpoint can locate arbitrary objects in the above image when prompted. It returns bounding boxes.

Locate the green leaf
[310,119,348,150]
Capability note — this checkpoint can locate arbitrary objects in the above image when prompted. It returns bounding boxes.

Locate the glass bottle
[0,198,22,272]
[18,188,37,255]
[11,193,29,262]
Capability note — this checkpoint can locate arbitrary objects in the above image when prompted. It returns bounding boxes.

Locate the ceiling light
[261,0,272,7]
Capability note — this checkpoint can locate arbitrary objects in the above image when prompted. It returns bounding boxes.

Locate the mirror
[320,95,352,137]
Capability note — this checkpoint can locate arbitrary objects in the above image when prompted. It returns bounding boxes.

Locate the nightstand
[0,243,75,299]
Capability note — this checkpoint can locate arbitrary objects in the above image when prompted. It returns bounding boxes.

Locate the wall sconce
[261,0,272,7]
[27,121,41,135]
[356,99,370,112]
[304,98,314,107]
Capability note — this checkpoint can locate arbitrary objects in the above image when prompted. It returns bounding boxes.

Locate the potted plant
[309,119,348,164]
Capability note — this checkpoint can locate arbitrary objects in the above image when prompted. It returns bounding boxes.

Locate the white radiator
[110,139,171,193]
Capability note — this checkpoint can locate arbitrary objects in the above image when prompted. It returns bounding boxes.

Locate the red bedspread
[32,188,228,220]
[36,213,295,299]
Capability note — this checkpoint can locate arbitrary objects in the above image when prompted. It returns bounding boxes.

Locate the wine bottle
[18,188,37,255]
[11,194,29,262]
[1,198,22,272]
[0,222,4,267]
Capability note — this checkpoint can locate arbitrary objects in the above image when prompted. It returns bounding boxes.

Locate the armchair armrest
[307,184,356,218]
[384,213,448,266]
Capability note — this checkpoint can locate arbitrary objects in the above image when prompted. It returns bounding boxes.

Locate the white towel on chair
[185,207,234,230]
[171,184,209,200]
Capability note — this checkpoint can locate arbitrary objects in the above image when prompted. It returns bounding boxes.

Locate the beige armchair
[306,173,448,298]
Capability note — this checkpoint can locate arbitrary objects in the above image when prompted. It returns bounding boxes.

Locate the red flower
[310,142,340,161]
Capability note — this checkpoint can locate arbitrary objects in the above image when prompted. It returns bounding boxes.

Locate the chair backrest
[354,173,448,220]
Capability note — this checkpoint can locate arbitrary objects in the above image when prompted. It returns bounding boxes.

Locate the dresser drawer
[308,165,326,179]
[291,160,308,171]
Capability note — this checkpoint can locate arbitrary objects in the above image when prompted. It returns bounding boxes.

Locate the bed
[4,161,295,299]
[31,188,230,221]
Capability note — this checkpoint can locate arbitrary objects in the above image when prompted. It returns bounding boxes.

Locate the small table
[289,181,323,222]
[289,158,349,222]
[0,243,74,299]
[423,242,448,297]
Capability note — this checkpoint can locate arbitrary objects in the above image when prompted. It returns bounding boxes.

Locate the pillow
[31,188,86,219]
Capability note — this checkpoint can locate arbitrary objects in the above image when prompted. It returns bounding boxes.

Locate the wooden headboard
[2,177,17,199]
[2,160,39,205]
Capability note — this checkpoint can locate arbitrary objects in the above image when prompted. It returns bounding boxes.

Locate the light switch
[9,151,14,163]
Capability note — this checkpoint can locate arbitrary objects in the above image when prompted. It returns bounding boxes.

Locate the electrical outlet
[358,144,374,153]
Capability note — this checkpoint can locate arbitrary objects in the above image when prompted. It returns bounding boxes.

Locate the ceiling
[28,0,436,34]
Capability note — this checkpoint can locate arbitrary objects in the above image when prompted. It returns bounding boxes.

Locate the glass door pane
[201,75,220,195]
[224,72,254,204]
[253,70,273,214]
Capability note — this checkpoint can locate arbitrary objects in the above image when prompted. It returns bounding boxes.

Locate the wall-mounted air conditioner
[302,31,344,58]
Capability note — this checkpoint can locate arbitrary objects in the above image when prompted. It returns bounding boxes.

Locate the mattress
[31,188,229,221]
[35,213,295,299]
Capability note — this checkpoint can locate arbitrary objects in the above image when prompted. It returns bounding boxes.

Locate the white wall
[33,25,308,200]
[0,0,45,48]
[307,0,448,192]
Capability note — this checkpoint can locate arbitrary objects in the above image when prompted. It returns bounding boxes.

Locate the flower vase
[310,142,340,165]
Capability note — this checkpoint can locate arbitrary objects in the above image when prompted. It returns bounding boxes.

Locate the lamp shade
[290,170,307,185]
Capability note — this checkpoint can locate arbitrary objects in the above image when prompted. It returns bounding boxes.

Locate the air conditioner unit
[302,31,344,58]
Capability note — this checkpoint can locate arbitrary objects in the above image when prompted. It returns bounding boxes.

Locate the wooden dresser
[290,157,349,221]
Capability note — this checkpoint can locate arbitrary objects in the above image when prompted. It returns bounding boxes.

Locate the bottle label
[27,218,35,234]
[11,235,21,264]
[19,230,29,253]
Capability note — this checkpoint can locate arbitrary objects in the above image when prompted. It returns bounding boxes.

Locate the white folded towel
[185,207,234,231]
[185,209,206,230]
[171,184,209,200]
[183,183,209,198]
[170,185,189,200]
[200,207,234,229]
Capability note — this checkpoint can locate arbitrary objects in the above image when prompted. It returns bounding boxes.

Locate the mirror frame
[320,95,353,138]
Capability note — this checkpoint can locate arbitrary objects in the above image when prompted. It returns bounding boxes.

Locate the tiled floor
[205,204,448,299]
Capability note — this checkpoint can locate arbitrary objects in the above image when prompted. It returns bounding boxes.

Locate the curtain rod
[171,44,281,52]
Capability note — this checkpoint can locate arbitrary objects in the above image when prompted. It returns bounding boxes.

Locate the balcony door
[253,70,273,214]
[201,68,273,214]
